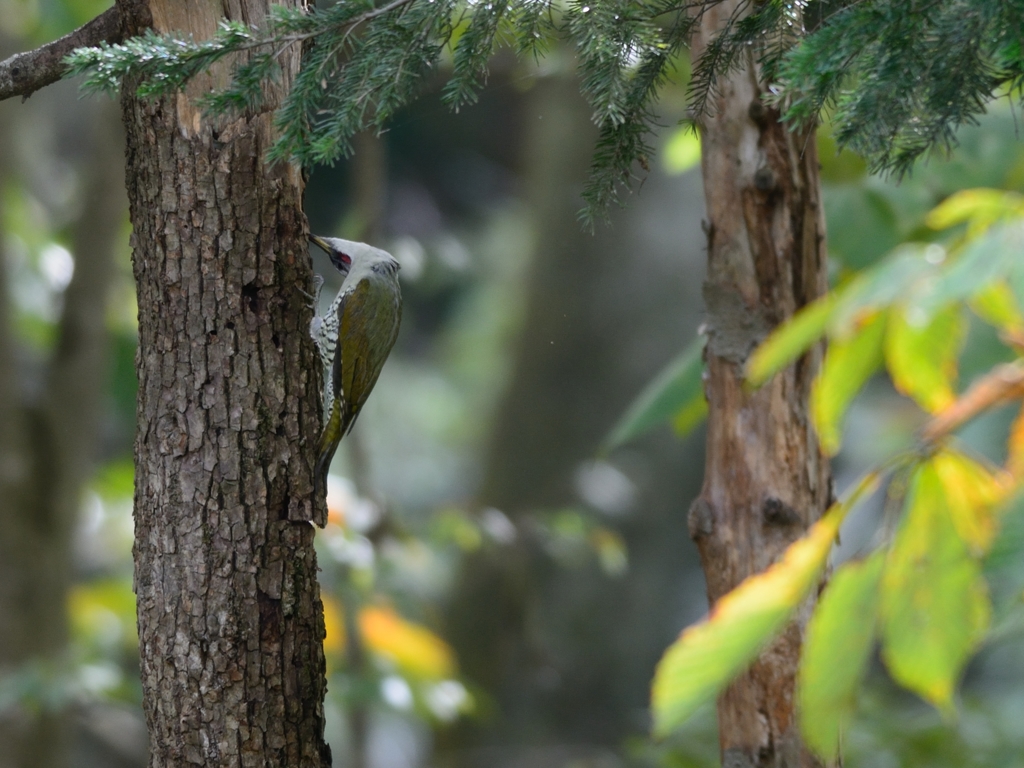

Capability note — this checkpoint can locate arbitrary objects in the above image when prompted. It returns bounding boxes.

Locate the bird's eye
[331,250,352,271]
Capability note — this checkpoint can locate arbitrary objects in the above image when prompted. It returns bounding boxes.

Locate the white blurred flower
[40,243,74,291]
[78,663,122,695]
[322,530,375,570]
[574,460,635,516]
[425,680,469,722]
[480,507,517,544]
[380,675,414,710]
[326,475,381,533]
[391,236,426,281]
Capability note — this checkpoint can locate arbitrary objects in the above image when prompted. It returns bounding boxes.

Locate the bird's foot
[299,273,325,310]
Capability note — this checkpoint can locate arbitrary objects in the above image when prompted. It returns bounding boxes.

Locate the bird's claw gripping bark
[307,274,328,358]
[299,273,325,309]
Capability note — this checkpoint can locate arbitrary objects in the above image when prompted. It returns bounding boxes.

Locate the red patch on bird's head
[331,250,352,273]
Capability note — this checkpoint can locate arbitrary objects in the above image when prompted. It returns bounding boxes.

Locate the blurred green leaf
[913,223,1024,318]
[604,337,705,451]
[799,551,884,761]
[880,460,991,714]
[811,311,886,456]
[969,282,1024,333]
[817,129,868,184]
[14,312,56,351]
[662,128,701,175]
[830,245,938,333]
[431,509,482,551]
[70,577,138,650]
[670,393,708,438]
[885,304,964,414]
[651,474,879,736]
[92,459,134,499]
[746,294,836,387]
[926,189,1024,235]
[590,526,628,577]
[823,186,900,270]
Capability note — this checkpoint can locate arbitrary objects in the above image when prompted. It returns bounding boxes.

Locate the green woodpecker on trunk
[309,235,402,498]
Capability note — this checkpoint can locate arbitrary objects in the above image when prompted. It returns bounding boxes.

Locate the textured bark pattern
[690,5,832,767]
[120,1,329,765]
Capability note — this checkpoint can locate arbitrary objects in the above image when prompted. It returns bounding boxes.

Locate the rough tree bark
[118,1,330,766]
[688,4,832,767]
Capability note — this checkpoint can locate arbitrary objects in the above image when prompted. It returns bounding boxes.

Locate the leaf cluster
[650,188,1024,757]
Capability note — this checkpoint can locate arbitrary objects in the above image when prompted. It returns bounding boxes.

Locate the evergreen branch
[63,0,421,98]
[774,0,1024,177]
[269,0,455,165]
[687,0,753,118]
[510,0,558,59]
[52,0,1024,221]
[579,3,695,223]
[0,6,122,102]
[443,0,512,110]
[64,21,261,96]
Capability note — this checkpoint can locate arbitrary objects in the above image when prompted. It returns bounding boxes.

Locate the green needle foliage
[55,0,718,221]
[775,1,1024,177]
[63,0,1024,218]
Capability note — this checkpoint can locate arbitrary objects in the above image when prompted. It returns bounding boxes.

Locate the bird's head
[308,235,399,278]
[308,234,357,276]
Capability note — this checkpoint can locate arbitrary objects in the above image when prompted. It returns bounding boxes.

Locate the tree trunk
[689,5,832,767]
[118,1,330,765]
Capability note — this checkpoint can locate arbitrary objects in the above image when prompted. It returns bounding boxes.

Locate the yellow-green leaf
[880,461,991,713]
[829,245,938,333]
[931,450,1009,555]
[926,188,1024,236]
[885,304,964,414]
[811,312,887,455]
[969,282,1024,333]
[799,551,884,761]
[747,294,837,387]
[918,222,1024,319]
[651,475,879,736]
[360,605,457,680]
[671,394,709,437]
[69,578,139,649]
[604,338,706,451]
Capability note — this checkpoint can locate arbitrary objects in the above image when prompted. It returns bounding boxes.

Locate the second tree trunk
[691,5,832,766]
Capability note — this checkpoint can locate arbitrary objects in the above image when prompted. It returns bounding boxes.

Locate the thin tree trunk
[689,5,832,767]
[118,1,330,765]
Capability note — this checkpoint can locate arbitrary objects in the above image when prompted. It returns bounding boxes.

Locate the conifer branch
[50,0,1024,218]
[0,7,122,102]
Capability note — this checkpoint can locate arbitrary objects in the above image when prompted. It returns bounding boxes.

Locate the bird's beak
[308,234,330,253]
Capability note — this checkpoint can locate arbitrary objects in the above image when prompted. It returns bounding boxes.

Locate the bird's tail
[315,402,344,499]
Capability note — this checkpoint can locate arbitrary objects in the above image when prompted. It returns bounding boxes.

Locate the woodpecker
[308,235,402,497]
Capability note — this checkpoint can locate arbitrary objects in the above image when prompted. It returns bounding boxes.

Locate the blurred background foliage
[2,1,1024,767]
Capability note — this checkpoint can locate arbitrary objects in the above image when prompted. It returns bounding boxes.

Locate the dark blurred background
[3,3,1024,768]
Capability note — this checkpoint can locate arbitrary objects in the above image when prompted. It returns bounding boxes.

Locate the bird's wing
[333,275,400,435]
